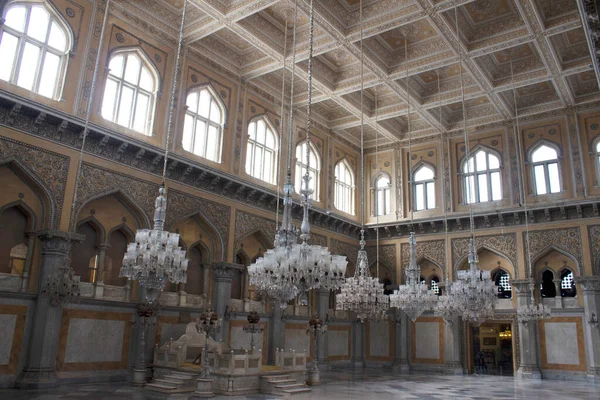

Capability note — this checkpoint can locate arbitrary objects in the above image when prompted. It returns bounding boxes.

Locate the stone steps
[146,371,199,394]
[261,374,311,397]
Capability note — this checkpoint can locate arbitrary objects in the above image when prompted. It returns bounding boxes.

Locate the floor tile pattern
[2,368,600,399]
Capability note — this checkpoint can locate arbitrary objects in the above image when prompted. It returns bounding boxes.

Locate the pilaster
[575,276,600,382]
[212,262,243,343]
[16,230,81,389]
[443,316,463,375]
[315,289,329,364]
[392,310,409,372]
[512,279,542,380]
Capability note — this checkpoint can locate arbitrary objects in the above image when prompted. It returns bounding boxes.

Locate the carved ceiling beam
[295,0,446,135]
[416,0,513,119]
[514,0,574,107]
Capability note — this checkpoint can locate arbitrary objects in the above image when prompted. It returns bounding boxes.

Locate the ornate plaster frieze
[330,239,359,272]
[233,210,276,251]
[401,239,445,272]
[451,233,517,274]
[588,225,600,276]
[366,244,397,270]
[522,227,583,275]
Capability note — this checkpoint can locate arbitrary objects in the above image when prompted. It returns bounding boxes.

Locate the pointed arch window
[560,269,576,297]
[295,141,321,201]
[595,139,600,184]
[531,143,561,195]
[0,2,72,99]
[462,148,502,204]
[374,174,391,216]
[493,269,512,299]
[245,117,278,184]
[413,164,435,211]
[182,87,224,162]
[101,50,157,135]
[334,159,355,215]
[430,276,440,295]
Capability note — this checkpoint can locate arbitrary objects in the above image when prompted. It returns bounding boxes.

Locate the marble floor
[2,368,600,400]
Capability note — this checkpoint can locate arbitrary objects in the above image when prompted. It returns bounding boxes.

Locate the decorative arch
[107,223,135,244]
[168,211,225,262]
[531,245,581,276]
[417,256,445,282]
[106,46,160,84]
[412,160,437,179]
[186,83,228,123]
[236,249,250,266]
[74,188,151,230]
[0,200,36,231]
[76,215,106,245]
[526,139,562,162]
[235,229,272,259]
[460,145,503,169]
[189,239,211,263]
[454,245,515,279]
[370,170,392,188]
[0,157,57,229]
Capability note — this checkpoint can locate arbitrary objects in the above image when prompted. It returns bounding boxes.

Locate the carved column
[575,276,600,382]
[315,289,329,365]
[392,310,409,372]
[351,319,365,367]
[16,230,82,389]
[444,316,464,374]
[268,298,283,365]
[512,279,541,380]
[94,243,108,299]
[20,231,37,292]
[212,263,242,343]
[202,264,211,299]
[552,278,562,309]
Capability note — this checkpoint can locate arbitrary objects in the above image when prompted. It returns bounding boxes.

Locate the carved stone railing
[228,298,266,314]
[275,349,307,372]
[208,349,262,375]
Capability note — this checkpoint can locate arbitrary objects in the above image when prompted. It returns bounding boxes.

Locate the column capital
[575,276,600,293]
[511,279,534,294]
[212,262,244,282]
[37,230,84,255]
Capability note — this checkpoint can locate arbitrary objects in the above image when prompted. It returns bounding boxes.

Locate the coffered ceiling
[117,0,600,149]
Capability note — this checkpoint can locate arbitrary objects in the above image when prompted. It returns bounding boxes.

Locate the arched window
[104,229,128,286]
[182,87,224,162]
[186,246,204,296]
[540,270,556,298]
[374,174,391,216]
[462,149,502,204]
[595,139,600,184]
[420,275,426,285]
[295,141,321,200]
[71,222,99,283]
[334,159,355,215]
[0,206,29,275]
[531,144,561,195]
[0,3,71,99]
[430,276,440,295]
[413,165,435,211]
[101,50,157,135]
[493,269,512,299]
[245,117,278,184]
[560,269,576,297]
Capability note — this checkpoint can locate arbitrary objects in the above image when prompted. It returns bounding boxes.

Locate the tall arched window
[560,269,576,297]
[295,141,321,201]
[0,3,72,99]
[374,174,391,216]
[413,165,435,211]
[101,50,157,135]
[182,87,224,162]
[186,246,204,296]
[334,159,355,215]
[71,222,99,283]
[430,276,440,295]
[0,206,29,275]
[531,143,561,195]
[462,148,502,204]
[540,270,556,298]
[493,269,512,299]
[245,117,278,184]
[595,139,600,184]
[104,229,128,286]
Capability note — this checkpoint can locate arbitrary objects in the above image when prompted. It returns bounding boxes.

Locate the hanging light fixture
[248,0,348,308]
[509,48,550,324]
[335,0,389,323]
[434,70,463,321]
[119,1,189,303]
[389,29,437,322]
[40,0,113,307]
[443,2,496,324]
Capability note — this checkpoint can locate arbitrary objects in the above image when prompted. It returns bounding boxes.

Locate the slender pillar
[16,230,82,389]
[444,315,463,374]
[268,298,284,365]
[351,319,365,367]
[20,231,36,292]
[575,276,600,382]
[315,289,329,365]
[552,278,562,308]
[212,263,243,343]
[392,310,410,372]
[94,243,108,298]
[202,264,211,299]
[512,279,541,380]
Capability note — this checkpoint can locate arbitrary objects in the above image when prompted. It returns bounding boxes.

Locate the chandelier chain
[276,19,288,229]
[286,0,298,177]
[162,0,188,183]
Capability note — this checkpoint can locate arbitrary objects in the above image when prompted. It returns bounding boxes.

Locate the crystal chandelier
[452,237,496,323]
[508,50,550,325]
[335,0,388,323]
[248,0,347,308]
[119,0,189,302]
[390,233,438,322]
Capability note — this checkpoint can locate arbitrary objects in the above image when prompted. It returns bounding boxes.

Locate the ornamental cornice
[574,276,600,292]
